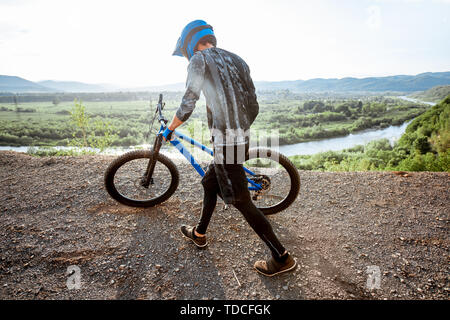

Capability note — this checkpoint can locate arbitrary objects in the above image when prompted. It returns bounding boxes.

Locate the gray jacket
[175,47,259,147]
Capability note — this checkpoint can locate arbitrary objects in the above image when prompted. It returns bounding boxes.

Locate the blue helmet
[173,20,216,60]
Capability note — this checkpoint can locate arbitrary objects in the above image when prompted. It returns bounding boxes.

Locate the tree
[413,136,432,154]
[52,97,60,106]
[88,119,116,152]
[70,99,90,147]
[356,101,363,112]
[362,103,371,114]
[336,103,351,117]
[69,99,117,152]
[13,95,18,108]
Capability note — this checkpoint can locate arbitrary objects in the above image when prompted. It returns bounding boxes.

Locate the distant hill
[0,75,52,93]
[254,72,450,92]
[0,76,117,93]
[37,80,111,92]
[122,82,185,92]
[1,71,449,93]
[410,85,450,103]
[0,75,182,93]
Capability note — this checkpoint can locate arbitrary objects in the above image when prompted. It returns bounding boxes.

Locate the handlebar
[156,93,167,125]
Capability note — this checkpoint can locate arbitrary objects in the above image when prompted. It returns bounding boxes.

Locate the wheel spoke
[113,158,171,202]
[245,156,292,210]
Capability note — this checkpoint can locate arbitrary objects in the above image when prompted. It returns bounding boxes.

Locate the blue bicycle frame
[158,125,262,191]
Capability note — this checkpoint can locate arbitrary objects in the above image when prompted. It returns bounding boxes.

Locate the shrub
[69,99,118,151]
[413,136,432,154]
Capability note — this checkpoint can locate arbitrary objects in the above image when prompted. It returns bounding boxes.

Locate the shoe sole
[254,259,297,277]
[180,229,208,248]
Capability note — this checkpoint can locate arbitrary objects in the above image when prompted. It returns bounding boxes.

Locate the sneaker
[180,225,208,248]
[254,254,297,277]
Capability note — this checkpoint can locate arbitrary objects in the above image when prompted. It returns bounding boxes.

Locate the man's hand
[162,114,184,142]
[162,127,174,142]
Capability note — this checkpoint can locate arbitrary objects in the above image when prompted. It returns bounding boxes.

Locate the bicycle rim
[244,148,300,215]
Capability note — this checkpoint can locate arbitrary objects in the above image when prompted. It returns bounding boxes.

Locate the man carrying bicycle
[162,20,296,276]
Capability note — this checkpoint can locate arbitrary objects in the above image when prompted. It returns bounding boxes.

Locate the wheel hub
[251,175,271,200]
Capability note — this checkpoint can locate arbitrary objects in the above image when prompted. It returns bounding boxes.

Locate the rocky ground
[0,151,448,300]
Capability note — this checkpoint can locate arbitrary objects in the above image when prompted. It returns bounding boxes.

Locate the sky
[0,0,449,87]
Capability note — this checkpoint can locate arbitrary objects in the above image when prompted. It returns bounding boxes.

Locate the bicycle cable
[145,103,159,141]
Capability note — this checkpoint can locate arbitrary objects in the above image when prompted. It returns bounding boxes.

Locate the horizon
[3,70,450,89]
[1,0,449,87]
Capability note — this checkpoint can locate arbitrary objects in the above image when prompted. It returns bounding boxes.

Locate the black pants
[196,163,286,260]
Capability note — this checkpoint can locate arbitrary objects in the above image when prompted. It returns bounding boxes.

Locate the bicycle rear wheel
[104,150,179,207]
[245,148,300,215]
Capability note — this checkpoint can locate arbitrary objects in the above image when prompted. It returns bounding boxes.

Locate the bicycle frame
[157,124,263,191]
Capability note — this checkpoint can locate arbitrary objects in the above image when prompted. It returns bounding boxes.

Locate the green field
[0,92,429,147]
[0,99,184,147]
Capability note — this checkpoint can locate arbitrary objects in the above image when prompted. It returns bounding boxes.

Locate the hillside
[397,94,450,166]
[0,151,448,300]
[0,76,114,93]
[255,72,450,92]
[37,80,111,93]
[0,75,52,93]
[410,85,450,103]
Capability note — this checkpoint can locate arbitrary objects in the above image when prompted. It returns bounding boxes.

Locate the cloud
[374,0,450,3]
[0,22,28,41]
[366,5,382,30]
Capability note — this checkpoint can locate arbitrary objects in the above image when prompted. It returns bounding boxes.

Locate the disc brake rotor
[250,175,271,200]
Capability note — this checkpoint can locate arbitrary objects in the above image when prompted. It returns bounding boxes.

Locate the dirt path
[0,151,448,300]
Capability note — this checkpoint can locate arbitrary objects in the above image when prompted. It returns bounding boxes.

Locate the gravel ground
[0,151,448,300]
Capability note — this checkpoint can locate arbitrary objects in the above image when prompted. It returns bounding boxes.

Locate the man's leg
[195,183,219,235]
[226,164,296,275]
[181,164,219,247]
[233,196,287,261]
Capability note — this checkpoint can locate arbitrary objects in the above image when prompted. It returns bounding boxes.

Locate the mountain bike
[104,94,300,215]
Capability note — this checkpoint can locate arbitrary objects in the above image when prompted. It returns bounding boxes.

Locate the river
[278,96,435,156]
[278,120,410,156]
[0,145,186,158]
[397,96,435,106]
[0,96,435,157]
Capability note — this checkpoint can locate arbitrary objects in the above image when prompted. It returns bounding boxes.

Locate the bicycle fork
[141,133,163,188]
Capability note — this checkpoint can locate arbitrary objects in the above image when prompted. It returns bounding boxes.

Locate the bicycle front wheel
[245,148,300,215]
[104,150,179,207]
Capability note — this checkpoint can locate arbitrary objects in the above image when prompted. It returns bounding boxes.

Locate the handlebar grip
[158,94,163,105]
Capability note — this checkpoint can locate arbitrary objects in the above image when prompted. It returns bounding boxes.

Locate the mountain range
[36,80,115,92]
[255,72,450,92]
[1,72,449,94]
